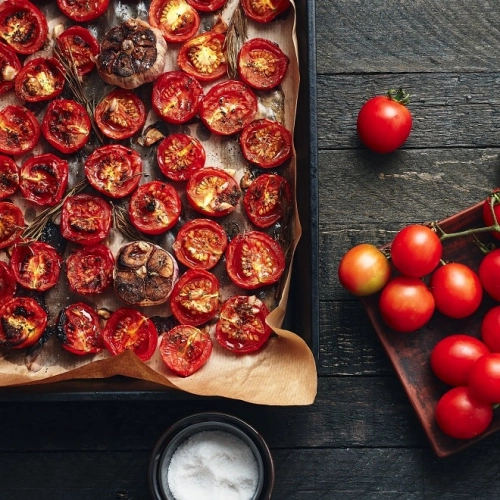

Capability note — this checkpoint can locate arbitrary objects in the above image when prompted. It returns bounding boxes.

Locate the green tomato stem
[387,88,411,105]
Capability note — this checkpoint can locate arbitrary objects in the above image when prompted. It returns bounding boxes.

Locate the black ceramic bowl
[148,412,275,500]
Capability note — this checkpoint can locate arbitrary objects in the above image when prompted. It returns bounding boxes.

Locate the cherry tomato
[128,181,182,235]
[482,190,500,241]
[390,224,442,278]
[0,201,24,250]
[0,155,19,199]
[430,334,489,387]
[11,241,62,292]
[0,296,47,349]
[103,307,158,362]
[481,306,500,352]
[157,133,206,182]
[85,145,142,199]
[172,218,227,270]
[56,302,103,356]
[186,0,227,12]
[199,80,257,136]
[378,276,435,333]
[56,26,99,77]
[151,71,204,125]
[15,57,65,103]
[240,0,291,23]
[0,42,20,94]
[479,249,500,301]
[0,105,41,156]
[357,88,413,154]
[430,263,483,319]
[41,99,91,154]
[95,89,146,141]
[159,324,212,377]
[149,0,200,44]
[468,353,500,404]
[186,167,241,217]
[338,243,391,296]
[215,295,272,353]
[238,38,289,90]
[435,386,493,440]
[66,243,114,296]
[19,153,69,207]
[57,0,110,22]
[0,261,15,302]
[60,193,112,246]
[226,230,285,290]
[243,173,292,228]
[0,0,48,55]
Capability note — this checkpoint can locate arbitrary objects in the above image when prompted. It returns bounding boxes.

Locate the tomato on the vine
[56,26,99,77]
[15,57,65,103]
[0,155,19,199]
[0,261,15,302]
[240,0,291,23]
[468,353,500,404]
[149,0,200,44]
[0,201,24,250]
[479,248,500,301]
[481,306,500,353]
[0,42,20,94]
[0,105,41,156]
[482,190,500,240]
[57,0,110,22]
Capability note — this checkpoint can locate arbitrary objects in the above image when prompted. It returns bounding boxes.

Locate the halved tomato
[0,105,41,156]
[157,133,206,182]
[240,0,291,23]
[0,155,19,199]
[11,241,62,292]
[0,201,23,250]
[103,307,158,362]
[215,295,272,353]
[15,57,65,103]
[149,0,200,43]
[0,261,15,302]
[187,0,227,12]
[57,0,110,22]
[128,180,182,235]
[19,153,68,207]
[186,167,241,217]
[226,230,285,289]
[56,26,99,77]
[159,324,212,377]
[57,302,103,355]
[0,42,20,94]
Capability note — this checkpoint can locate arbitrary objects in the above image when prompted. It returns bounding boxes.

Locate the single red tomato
[435,386,493,440]
[468,353,500,404]
[390,224,442,278]
[57,0,110,22]
[128,181,182,235]
[378,276,435,333]
[56,26,99,77]
[66,243,114,295]
[481,306,500,352]
[240,0,291,23]
[159,324,212,377]
[0,42,21,94]
[0,296,47,349]
[238,38,289,90]
[0,201,24,250]
[0,105,41,156]
[103,307,158,362]
[15,57,65,103]
[19,153,69,207]
[479,249,500,301]
[338,243,391,296]
[0,0,48,55]
[56,302,103,355]
[157,134,206,182]
[430,263,483,319]
[11,241,62,292]
[84,145,142,199]
[41,99,91,154]
[226,230,285,290]
[357,88,413,154]
[0,154,19,199]
[199,80,257,136]
[0,261,16,302]
[215,295,272,353]
[239,119,293,168]
[482,190,500,240]
[430,334,489,386]
[172,218,227,270]
[186,0,227,11]
[149,0,200,43]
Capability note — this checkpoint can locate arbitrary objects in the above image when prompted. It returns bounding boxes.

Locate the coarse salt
[164,430,260,500]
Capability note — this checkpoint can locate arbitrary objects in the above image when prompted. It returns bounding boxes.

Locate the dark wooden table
[4,0,500,498]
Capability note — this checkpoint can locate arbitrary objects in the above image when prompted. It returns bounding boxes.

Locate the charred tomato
[0,105,40,156]
[0,154,19,199]
[0,201,24,250]
[0,261,15,302]
[0,42,20,94]
[56,26,99,77]
[15,57,65,103]
[57,0,110,22]
[240,0,291,23]
[149,0,200,44]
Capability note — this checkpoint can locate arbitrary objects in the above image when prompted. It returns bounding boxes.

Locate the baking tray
[0,0,319,401]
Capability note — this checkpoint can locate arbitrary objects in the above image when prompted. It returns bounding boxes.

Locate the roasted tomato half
[215,295,272,353]
[0,296,47,349]
[149,0,200,44]
[85,145,142,199]
[57,0,110,23]
[95,88,146,140]
[20,153,68,207]
[0,201,24,250]
[128,181,182,235]
[0,261,16,302]
[243,173,292,228]
[240,118,292,168]
[15,57,65,103]
[66,244,114,296]
[226,230,285,289]
[186,0,228,12]
[57,302,103,355]
[41,99,91,154]
[186,167,241,217]
[0,0,48,55]
[172,218,227,270]
[159,324,212,377]
[170,269,220,326]
[56,26,99,77]
[60,193,112,246]
[11,241,62,292]
[0,105,40,156]
[103,307,158,362]
[0,154,19,199]
[199,80,257,136]
[0,42,20,94]
[238,37,289,90]
[157,133,206,182]
[152,71,204,125]
[240,0,291,23]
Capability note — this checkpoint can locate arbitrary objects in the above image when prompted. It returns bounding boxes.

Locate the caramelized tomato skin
[0,105,41,156]
[15,57,65,103]
[56,26,99,76]
[0,201,24,250]
[149,0,201,44]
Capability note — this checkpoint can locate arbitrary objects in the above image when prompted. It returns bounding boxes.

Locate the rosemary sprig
[112,203,153,243]
[225,3,247,78]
